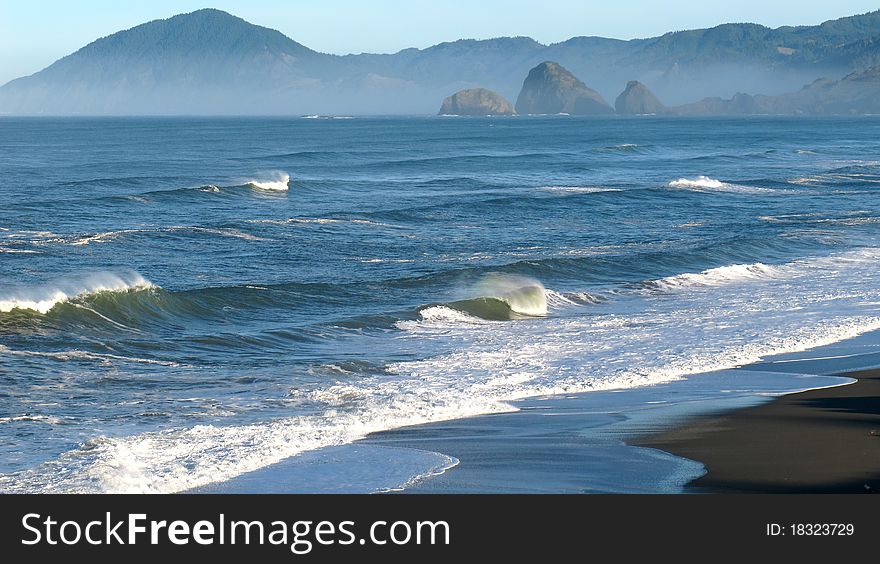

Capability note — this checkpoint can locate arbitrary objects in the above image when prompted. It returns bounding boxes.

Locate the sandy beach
[634,368,880,493]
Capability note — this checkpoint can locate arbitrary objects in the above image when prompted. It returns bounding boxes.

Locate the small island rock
[614,80,667,114]
[438,88,516,115]
[515,61,614,115]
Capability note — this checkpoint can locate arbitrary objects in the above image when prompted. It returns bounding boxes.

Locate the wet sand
[634,368,880,493]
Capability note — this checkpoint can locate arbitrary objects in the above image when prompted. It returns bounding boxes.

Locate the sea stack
[515,61,614,115]
[615,81,667,114]
[438,88,516,115]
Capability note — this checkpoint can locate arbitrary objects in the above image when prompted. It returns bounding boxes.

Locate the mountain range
[3,8,880,115]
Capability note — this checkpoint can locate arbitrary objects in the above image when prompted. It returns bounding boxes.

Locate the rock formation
[614,81,667,114]
[515,61,614,115]
[438,88,516,115]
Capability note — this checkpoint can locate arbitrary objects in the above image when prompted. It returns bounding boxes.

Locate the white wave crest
[70,226,265,246]
[0,271,154,314]
[474,274,547,316]
[652,263,782,290]
[248,173,290,191]
[418,306,486,324]
[539,186,622,194]
[668,176,774,194]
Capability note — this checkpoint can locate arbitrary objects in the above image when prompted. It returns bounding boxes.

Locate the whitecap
[0,271,155,314]
[650,262,782,290]
[668,176,774,194]
[539,186,622,194]
[247,173,290,191]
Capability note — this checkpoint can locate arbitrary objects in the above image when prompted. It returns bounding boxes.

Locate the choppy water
[2,115,880,493]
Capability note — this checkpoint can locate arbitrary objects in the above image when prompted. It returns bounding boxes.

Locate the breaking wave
[247,173,290,191]
[418,274,549,323]
[649,263,783,290]
[0,271,154,314]
[668,176,774,194]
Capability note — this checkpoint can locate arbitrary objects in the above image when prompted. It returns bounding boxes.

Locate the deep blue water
[2,115,880,492]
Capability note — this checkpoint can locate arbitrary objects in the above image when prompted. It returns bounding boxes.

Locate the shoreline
[194,330,880,494]
[633,368,880,493]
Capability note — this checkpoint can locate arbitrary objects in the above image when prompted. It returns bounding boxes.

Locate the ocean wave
[35,313,878,494]
[396,274,549,328]
[668,176,774,194]
[247,173,290,191]
[597,143,643,152]
[65,226,267,246]
[545,289,604,307]
[787,176,823,185]
[538,186,623,194]
[0,271,154,314]
[1,346,181,367]
[649,262,783,290]
[7,248,880,493]
[0,414,64,425]
[247,217,391,228]
[412,305,488,325]
[402,286,598,330]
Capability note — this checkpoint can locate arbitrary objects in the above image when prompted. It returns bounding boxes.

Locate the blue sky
[1,1,878,84]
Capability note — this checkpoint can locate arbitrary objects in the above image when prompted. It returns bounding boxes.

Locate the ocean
[2,115,880,493]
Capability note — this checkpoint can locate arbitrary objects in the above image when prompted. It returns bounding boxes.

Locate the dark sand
[634,368,880,493]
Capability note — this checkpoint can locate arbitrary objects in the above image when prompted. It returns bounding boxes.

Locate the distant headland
[3,8,880,115]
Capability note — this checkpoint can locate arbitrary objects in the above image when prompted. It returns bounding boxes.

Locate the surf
[413,274,549,323]
[247,173,290,191]
[0,271,154,314]
[668,176,775,194]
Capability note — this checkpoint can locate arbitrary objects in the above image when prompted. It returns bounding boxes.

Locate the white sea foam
[668,176,774,194]
[651,262,783,290]
[539,186,622,194]
[0,415,63,425]
[2,347,180,367]
[6,249,880,493]
[788,176,823,185]
[247,173,290,191]
[69,226,266,246]
[414,306,487,325]
[544,289,602,307]
[0,271,154,314]
[71,229,139,246]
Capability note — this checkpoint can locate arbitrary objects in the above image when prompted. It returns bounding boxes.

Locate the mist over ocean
[2,115,880,492]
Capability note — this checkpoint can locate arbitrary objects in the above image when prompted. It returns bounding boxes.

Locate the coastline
[633,368,880,493]
[195,330,880,494]
[361,330,880,494]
